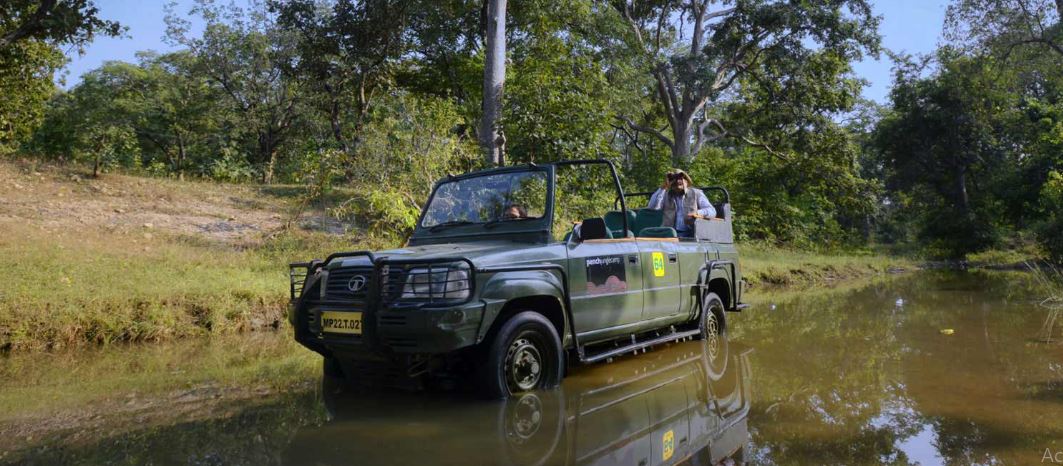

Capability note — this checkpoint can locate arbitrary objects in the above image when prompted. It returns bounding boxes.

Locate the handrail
[614,185,731,210]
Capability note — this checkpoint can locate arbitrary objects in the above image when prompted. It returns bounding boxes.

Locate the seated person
[502,203,527,220]
[645,169,716,237]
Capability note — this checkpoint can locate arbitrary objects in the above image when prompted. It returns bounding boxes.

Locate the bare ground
[0,161,294,244]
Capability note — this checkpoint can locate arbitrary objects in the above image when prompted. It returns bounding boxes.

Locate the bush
[1037,171,1063,264]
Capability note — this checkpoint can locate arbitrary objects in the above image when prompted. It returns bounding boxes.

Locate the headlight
[400,263,471,301]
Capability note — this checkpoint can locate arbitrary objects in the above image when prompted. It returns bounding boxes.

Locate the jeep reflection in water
[288,160,747,398]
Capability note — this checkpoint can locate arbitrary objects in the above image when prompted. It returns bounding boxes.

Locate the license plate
[320,311,363,335]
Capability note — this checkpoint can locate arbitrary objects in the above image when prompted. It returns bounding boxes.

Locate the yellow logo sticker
[652,252,666,277]
[662,429,675,461]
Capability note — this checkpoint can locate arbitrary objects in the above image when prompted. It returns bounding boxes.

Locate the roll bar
[614,186,731,210]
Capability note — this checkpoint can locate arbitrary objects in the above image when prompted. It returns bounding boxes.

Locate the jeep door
[566,239,644,342]
[638,238,682,325]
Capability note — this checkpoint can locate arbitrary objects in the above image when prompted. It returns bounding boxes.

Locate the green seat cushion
[638,226,677,238]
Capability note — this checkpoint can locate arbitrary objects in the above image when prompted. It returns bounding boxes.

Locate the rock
[12,183,22,190]
[143,223,153,229]
[114,208,124,214]
[143,233,153,240]
[227,216,236,221]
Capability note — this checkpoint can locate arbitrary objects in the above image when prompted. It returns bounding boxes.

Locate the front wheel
[478,311,564,399]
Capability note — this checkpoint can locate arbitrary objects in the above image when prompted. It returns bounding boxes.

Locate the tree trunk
[325,83,349,153]
[259,132,276,184]
[176,131,187,181]
[480,0,507,167]
[671,120,693,167]
[956,168,970,214]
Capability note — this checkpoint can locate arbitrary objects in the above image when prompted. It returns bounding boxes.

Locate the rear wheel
[696,292,726,339]
[696,292,728,379]
[478,311,564,399]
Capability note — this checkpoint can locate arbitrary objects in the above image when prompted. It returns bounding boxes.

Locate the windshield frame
[411,165,556,242]
[409,160,629,245]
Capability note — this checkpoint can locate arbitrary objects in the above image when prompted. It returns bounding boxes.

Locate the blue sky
[60,0,950,103]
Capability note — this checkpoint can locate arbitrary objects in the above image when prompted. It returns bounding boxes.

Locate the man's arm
[694,190,716,218]
[646,188,665,209]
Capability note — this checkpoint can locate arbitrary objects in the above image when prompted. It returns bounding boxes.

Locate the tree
[609,0,880,166]
[132,51,221,177]
[0,0,121,51]
[872,52,1013,257]
[166,0,301,183]
[0,40,64,152]
[0,0,120,153]
[481,0,507,166]
[273,0,412,155]
[945,0,1063,59]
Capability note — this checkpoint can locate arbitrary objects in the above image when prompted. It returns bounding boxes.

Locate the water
[2,270,1061,465]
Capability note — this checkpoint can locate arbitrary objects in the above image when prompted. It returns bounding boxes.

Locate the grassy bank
[0,161,912,352]
[741,242,914,288]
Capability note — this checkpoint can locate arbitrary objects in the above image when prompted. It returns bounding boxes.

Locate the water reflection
[285,339,753,466]
[4,271,1063,465]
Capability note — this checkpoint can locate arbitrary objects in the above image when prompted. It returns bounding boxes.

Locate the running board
[730,303,750,312]
[580,328,702,364]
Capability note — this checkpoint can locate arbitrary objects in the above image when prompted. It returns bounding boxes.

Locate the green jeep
[288,159,746,398]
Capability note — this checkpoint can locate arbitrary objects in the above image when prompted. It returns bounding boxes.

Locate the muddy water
[2,270,1062,465]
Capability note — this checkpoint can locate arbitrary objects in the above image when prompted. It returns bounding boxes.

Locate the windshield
[420,171,548,228]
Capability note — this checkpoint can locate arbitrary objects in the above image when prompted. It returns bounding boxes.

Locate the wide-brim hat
[667,168,693,184]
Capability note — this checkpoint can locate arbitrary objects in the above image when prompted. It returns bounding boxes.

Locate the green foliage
[326,93,479,240]
[0,40,64,153]
[0,1,121,153]
[1037,171,1063,263]
[872,52,1013,258]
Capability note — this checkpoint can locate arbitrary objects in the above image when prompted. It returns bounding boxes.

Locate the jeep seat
[638,226,677,238]
[604,210,636,238]
[634,208,664,234]
[578,217,613,241]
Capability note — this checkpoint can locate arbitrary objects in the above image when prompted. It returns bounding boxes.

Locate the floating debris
[939,328,955,335]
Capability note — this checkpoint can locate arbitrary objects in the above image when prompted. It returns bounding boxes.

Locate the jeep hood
[328,241,550,269]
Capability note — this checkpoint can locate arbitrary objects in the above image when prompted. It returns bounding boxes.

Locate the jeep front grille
[324,266,373,301]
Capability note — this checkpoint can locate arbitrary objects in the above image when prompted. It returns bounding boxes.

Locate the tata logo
[346,275,368,292]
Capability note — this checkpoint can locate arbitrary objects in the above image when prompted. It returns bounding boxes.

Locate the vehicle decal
[662,429,675,461]
[585,255,627,295]
[652,252,666,277]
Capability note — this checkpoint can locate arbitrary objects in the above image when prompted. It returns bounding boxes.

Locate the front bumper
[290,298,488,357]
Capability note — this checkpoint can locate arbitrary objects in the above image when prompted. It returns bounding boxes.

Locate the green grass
[0,222,371,351]
[740,242,914,287]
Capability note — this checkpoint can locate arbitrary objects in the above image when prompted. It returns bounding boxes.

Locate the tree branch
[696,119,791,161]
[617,115,675,150]
[0,0,58,48]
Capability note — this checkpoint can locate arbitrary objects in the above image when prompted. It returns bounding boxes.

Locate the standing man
[646,169,716,237]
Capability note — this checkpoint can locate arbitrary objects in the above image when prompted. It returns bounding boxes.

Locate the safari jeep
[288,159,746,398]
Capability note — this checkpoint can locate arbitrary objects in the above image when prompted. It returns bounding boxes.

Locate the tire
[478,311,564,399]
[696,292,728,380]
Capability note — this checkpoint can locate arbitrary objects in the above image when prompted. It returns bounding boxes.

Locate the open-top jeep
[288,159,746,398]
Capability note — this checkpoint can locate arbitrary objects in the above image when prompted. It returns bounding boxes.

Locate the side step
[730,303,750,312]
[579,328,702,364]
